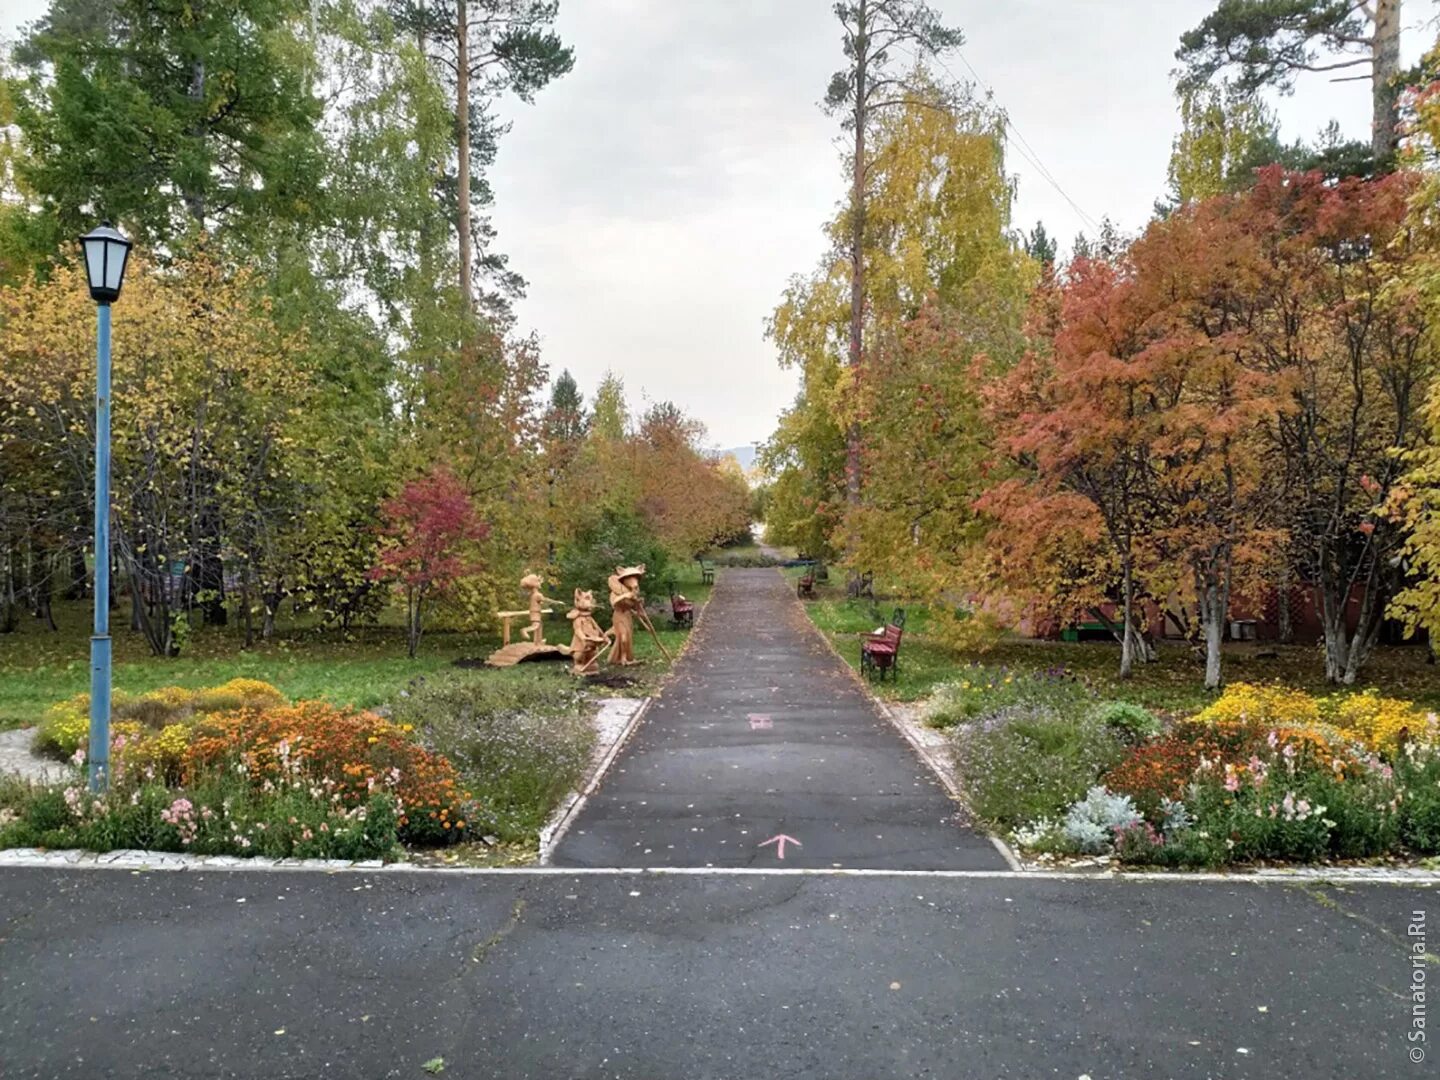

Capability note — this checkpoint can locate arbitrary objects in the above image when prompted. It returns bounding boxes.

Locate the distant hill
[715,445,759,472]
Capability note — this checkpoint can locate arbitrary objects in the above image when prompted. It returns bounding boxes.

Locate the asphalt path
[553,568,1003,870]
[0,868,1433,1079]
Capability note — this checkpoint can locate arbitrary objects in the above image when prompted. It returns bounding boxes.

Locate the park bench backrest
[868,623,902,649]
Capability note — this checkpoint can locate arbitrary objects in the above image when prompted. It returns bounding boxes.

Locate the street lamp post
[78,223,132,793]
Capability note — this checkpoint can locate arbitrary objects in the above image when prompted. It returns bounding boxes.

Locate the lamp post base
[88,633,111,792]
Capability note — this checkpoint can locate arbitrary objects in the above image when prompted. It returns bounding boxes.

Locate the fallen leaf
[422,1057,445,1074]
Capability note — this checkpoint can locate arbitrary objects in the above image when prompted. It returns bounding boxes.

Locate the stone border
[537,697,651,863]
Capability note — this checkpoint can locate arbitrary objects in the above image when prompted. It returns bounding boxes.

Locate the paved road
[0,868,1433,1079]
[554,568,1003,870]
[6,570,1432,1077]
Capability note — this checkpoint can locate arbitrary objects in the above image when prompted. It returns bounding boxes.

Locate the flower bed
[3,673,600,862]
[3,679,478,859]
[947,678,1440,869]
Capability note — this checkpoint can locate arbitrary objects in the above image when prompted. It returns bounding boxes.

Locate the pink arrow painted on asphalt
[759,834,801,859]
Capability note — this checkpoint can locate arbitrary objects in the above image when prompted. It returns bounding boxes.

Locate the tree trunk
[33,555,56,632]
[1371,0,1402,161]
[845,0,868,509]
[196,492,226,626]
[1276,565,1294,645]
[241,570,254,649]
[407,586,423,658]
[184,54,207,223]
[1195,563,1228,691]
[455,0,474,314]
[1316,577,1349,683]
[68,549,88,601]
[0,550,17,634]
[1341,570,1389,684]
[1119,557,1134,679]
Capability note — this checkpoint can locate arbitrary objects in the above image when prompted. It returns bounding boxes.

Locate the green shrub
[1087,701,1161,745]
[925,665,1093,730]
[1398,749,1440,854]
[392,674,594,843]
[951,703,1123,828]
[710,551,781,568]
[1115,766,1403,868]
[555,509,671,599]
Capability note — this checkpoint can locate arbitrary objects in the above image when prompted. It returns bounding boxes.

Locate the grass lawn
[797,584,1440,715]
[0,563,711,731]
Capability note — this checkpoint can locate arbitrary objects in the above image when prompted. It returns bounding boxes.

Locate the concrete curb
[1,850,1438,884]
[538,697,652,864]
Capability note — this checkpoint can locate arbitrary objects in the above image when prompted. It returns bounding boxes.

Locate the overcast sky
[4,1,1428,449]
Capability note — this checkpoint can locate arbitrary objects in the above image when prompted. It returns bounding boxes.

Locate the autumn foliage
[371,465,489,657]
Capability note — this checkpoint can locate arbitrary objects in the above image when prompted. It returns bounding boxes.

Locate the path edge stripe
[792,579,1024,871]
[2,854,1439,885]
[538,696,653,864]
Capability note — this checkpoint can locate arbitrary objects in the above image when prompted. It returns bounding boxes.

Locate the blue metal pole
[88,301,112,793]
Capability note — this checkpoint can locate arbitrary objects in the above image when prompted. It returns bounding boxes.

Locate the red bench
[671,592,695,629]
[861,612,905,681]
[796,573,816,599]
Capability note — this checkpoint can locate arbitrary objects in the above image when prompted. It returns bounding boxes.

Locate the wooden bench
[796,572,816,599]
[860,610,905,681]
[698,558,715,585]
[670,592,695,629]
[846,571,875,600]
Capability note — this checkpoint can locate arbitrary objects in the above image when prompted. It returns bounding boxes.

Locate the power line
[922,46,1103,234]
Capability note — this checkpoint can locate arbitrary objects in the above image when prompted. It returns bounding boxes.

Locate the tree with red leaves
[982,198,1291,688]
[371,466,489,657]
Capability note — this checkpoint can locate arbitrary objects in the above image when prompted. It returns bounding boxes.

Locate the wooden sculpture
[607,565,645,666]
[565,588,612,676]
[518,571,566,646]
[487,571,569,668]
[607,564,671,665]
